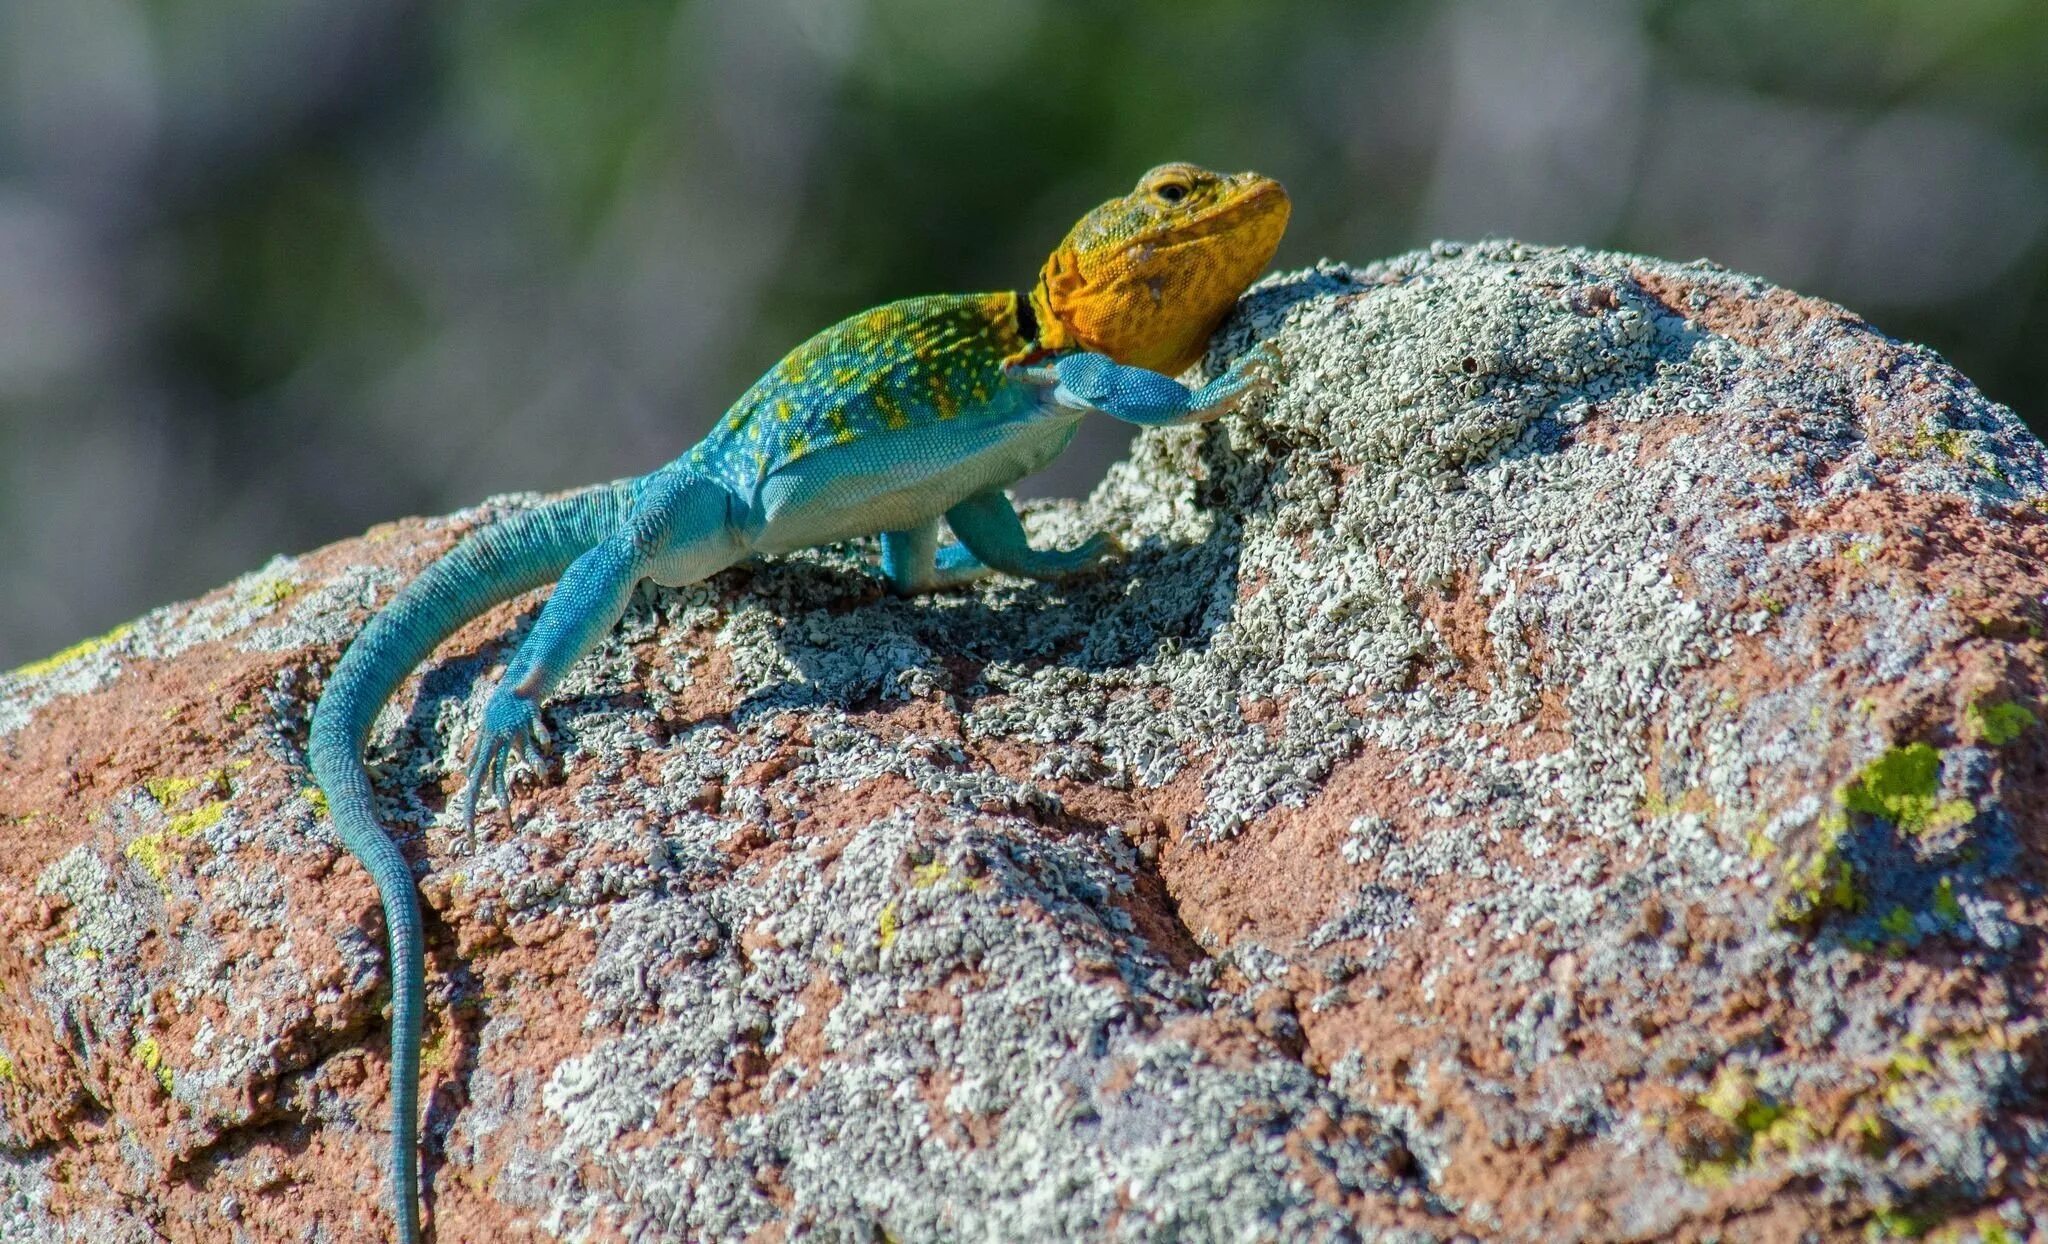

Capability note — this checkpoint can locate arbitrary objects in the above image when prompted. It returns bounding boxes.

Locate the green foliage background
[3,0,2045,663]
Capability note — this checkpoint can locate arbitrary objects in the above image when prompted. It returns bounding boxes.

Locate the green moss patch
[1965,699,2035,747]
[1777,744,1975,927]
[1840,744,1972,837]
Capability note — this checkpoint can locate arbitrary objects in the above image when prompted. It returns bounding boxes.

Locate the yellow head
[1029,163,1290,376]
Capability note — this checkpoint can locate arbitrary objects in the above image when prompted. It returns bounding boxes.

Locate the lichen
[1686,1066,1814,1186]
[124,833,177,882]
[131,1037,172,1095]
[165,800,228,839]
[7,623,132,680]
[125,798,229,884]
[252,577,298,608]
[1779,744,1975,926]
[1931,877,1963,923]
[1841,744,1973,837]
[1964,699,2035,747]
[1778,815,1863,926]
[143,775,201,806]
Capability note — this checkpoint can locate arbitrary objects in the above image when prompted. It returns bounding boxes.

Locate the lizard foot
[1069,531,1126,576]
[462,686,552,830]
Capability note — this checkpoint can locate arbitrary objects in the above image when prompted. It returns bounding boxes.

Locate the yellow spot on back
[776,399,794,422]
[875,390,910,430]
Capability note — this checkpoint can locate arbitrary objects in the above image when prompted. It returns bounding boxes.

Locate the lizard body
[308,162,1289,1241]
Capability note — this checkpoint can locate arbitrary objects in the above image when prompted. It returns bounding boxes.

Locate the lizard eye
[1151,179,1190,204]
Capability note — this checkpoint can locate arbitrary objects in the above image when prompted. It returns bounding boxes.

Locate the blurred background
[3,0,2045,666]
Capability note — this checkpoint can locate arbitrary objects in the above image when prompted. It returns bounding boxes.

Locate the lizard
[307,161,1290,1241]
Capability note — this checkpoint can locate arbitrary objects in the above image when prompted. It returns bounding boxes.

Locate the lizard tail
[307,482,632,1244]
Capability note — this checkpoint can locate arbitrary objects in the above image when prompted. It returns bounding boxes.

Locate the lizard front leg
[1011,343,1279,427]
[464,468,745,824]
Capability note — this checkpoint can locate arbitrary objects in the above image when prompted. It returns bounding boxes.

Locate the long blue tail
[307,484,631,1243]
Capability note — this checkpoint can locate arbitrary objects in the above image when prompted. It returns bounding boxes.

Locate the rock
[4,242,2047,1242]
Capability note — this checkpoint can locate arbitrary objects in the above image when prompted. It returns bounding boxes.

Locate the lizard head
[1028,163,1290,376]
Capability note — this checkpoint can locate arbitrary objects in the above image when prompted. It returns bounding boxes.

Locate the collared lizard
[308,162,1290,1241]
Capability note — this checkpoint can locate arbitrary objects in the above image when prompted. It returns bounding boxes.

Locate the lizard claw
[462,686,549,830]
[1077,530,1125,568]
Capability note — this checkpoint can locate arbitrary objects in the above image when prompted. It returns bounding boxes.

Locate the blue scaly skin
[307,162,1289,1241]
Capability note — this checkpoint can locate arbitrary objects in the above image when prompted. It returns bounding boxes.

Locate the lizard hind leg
[879,520,991,595]
[463,467,747,826]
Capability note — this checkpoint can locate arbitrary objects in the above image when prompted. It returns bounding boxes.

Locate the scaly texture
[307,163,1290,1240]
[5,245,2047,1242]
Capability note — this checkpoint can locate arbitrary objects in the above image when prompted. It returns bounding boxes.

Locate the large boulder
[4,243,2045,1241]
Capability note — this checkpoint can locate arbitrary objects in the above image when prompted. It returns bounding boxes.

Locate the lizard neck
[1000,284,1066,368]
[1032,253,1081,360]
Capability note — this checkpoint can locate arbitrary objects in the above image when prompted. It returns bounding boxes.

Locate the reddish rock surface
[4,244,2047,1241]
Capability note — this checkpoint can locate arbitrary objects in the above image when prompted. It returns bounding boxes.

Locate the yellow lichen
[0,1053,15,1082]
[420,1025,451,1073]
[878,901,901,951]
[144,775,201,806]
[9,623,133,680]
[1687,1066,1814,1185]
[125,833,177,882]
[126,798,229,883]
[132,1037,173,1094]
[252,578,298,608]
[910,860,951,889]
[1777,813,1861,926]
[166,800,228,838]
[1886,1053,1932,1078]
[304,785,330,818]
[1865,1207,1937,1239]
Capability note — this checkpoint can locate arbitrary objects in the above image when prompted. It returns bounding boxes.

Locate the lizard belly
[748,411,1081,554]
